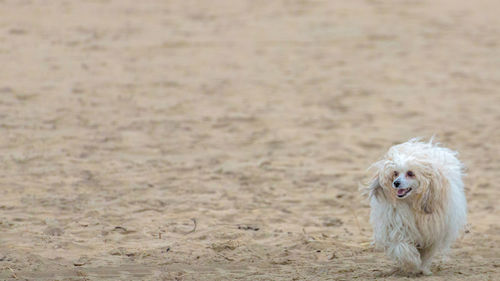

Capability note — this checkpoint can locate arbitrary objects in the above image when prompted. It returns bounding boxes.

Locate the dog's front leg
[387,242,421,273]
[418,245,438,275]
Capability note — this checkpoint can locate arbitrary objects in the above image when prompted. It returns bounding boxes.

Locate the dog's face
[368,142,447,213]
[390,168,418,199]
[376,160,425,200]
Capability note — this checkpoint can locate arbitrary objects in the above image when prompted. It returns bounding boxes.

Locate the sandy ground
[0,0,499,280]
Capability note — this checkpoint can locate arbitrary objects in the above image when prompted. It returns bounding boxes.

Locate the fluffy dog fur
[366,138,467,275]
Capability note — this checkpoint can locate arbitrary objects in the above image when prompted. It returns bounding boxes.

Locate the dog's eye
[393,171,399,177]
[407,171,415,177]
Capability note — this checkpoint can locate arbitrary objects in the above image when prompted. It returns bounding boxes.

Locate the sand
[0,0,499,280]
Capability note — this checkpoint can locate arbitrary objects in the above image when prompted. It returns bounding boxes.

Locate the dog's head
[367,140,447,213]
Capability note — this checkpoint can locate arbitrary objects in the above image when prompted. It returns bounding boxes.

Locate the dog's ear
[419,169,446,214]
[368,176,386,201]
[420,183,434,214]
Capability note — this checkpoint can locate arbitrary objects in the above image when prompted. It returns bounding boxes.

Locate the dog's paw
[421,268,433,276]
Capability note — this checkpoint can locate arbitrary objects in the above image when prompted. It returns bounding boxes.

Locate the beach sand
[0,0,499,280]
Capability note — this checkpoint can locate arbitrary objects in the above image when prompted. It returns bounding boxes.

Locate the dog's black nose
[393,179,400,188]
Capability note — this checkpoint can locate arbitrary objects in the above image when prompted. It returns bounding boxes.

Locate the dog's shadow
[375,268,431,278]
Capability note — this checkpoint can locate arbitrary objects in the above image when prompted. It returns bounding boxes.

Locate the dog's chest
[414,211,446,245]
[390,205,442,246]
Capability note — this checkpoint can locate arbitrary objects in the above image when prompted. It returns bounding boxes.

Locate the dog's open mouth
[396,187,412,198]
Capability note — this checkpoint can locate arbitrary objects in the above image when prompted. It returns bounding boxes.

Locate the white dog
[366,138,467,275]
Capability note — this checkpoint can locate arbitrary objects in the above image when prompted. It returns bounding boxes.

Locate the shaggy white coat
[367,138,467,275]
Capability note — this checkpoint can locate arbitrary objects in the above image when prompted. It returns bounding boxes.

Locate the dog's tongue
[397,189,407,195]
